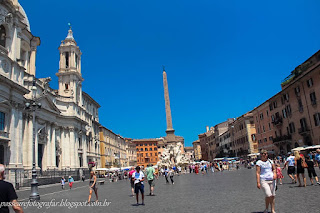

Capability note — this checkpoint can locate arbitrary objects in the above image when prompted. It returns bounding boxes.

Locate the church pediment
[37,96,61,114]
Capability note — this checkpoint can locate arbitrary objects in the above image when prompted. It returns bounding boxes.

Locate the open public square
[16,167,320,213]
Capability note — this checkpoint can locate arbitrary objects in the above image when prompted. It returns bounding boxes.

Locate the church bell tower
[56,25,83,103]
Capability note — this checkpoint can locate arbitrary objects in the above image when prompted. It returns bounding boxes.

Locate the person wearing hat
[68,176,74,190]
[256,150,277,213]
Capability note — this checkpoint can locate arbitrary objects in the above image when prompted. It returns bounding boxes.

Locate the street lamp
[25,78,41,201]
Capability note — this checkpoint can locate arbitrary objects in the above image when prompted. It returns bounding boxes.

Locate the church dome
[17,2,30,31]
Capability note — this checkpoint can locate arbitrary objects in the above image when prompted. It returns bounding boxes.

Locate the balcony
[298,127,310,135]
[273,135,292,144]
[0,130,10,141]
[272,117,283,126]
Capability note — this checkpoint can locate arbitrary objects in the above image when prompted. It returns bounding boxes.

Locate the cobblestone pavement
[16,167,320,213]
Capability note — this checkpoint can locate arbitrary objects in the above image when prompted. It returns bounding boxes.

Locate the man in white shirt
[283,153,297,183]
[132,166,145,205]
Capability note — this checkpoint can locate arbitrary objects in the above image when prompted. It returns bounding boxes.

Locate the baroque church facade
[0,0,101,184]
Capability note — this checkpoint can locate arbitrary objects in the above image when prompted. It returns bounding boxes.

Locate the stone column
[8,108,16,166]
[51,125,56,168]
[69,128,75,168]
[17,109,23,167]
[45,123,51,169]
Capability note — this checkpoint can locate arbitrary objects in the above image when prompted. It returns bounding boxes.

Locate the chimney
[206,126,209,132]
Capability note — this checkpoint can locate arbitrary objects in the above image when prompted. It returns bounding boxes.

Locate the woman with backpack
[294,151,307,187]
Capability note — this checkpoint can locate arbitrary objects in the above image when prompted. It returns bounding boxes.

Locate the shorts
[148,179,155,187]
[130,180,134,188]
[134,183,144,194]
[287,166,296,175]
[261,179,276,197]
[307,169,317,178]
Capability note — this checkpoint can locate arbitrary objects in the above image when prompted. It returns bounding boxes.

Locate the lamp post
[25,78,41,201]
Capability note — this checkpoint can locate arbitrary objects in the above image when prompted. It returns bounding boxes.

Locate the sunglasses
[262,153,268,155]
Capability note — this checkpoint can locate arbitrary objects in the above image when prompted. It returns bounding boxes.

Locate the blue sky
[20,0,320,147]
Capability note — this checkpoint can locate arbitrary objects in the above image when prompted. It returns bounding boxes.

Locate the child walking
[276,164,283,185]
[61,176,66,189]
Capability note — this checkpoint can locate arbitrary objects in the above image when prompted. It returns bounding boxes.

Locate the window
[282,109,287,118]
[289,122,295,134]
[264,138,267,142]
[145,148,148,151]
[65,84,69,90]
[284,93,289,101]
[146,153,148,157]
[140,148,143,151]
[307,78,313,87]
[286,105,292,116]
[298,99,303,112]
[154,147,157,151]
[0,112,4,130]
[145,144,147,146]
[0,25,5,47]
[65,52,69,68]
[75,54,78,68]
[150,153,152,157]
[269,136,273,141]
[155,153,158,156]
[136,148,138,151]
[149,148,152,151]
[266,110,269,116]
[268,123,271,130]
[260,113,264,120]
[273,101,277,108]
[310,92,317,105]
[263,126,265,132]
[300,118,307,129]
[295,86,300,96]
[141,153,143,157]
[314,113,320,126]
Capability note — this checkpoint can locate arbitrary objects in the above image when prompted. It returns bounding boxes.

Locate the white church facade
[0,0,101,185]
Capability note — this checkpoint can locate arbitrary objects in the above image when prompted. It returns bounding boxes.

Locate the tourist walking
[256,150,277,213]
[282,152,297,183]
[129,167,135,196]
[169,167,174,184]
[275,164,283,185]
[68,175,74,190]
[195,164,199,174]
[61,176,66,189]
[315,149,320,169]
[146,164,157,196]
[305,156,320,185]
[164,166,169,183]
[0,164,24,213]
[132,166,145,205]
[87,171,98,203]
[295,151,307,187]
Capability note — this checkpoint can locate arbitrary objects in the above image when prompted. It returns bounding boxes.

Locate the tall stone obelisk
[163,67,175,141]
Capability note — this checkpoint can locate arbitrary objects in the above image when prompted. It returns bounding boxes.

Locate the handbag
[301,158,308,168]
